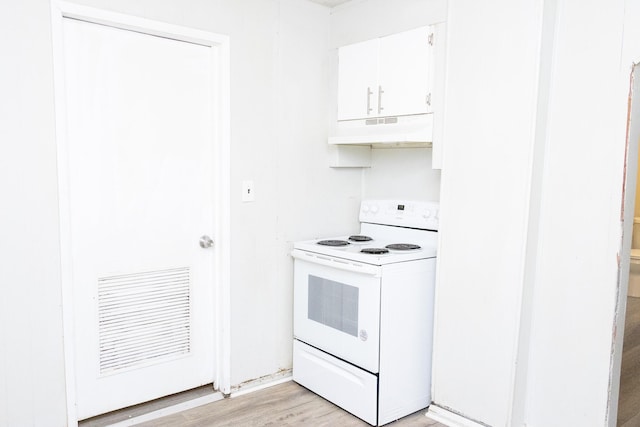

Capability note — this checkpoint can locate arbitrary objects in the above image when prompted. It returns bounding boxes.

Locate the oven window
[308,275,359,337]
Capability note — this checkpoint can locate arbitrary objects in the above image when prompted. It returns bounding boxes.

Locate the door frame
[49,2,231,424]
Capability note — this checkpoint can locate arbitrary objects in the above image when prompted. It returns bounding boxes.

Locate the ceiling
[306,0,353,8]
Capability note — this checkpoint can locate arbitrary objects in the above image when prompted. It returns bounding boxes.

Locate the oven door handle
[292,249,381,277]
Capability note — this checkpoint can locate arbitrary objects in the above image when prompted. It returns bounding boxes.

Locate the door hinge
[428,33,434,46]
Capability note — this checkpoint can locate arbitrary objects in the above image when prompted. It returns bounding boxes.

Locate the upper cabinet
[337,26,433,121]
[329,23,447,169]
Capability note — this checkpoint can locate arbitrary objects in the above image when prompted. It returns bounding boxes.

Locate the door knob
[199,235,214,248]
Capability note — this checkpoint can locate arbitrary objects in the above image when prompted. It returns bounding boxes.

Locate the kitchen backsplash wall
[362,148,441,201]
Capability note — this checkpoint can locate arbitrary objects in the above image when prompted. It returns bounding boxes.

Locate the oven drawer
[293,340,377,426]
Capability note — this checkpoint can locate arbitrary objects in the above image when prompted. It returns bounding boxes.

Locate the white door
[337,38,379,121]
[62,17,216,420]
[378,26,432,117]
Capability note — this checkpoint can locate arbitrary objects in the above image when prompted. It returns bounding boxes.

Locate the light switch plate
[242,180,255,202]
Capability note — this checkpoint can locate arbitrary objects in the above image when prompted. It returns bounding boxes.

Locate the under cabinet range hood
[328,113,433,147]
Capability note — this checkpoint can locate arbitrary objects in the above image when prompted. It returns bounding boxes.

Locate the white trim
[55,1,219,46]
[49,1,232,423]
[100,376,292,427]
[509,1,559,424]
[107,392,225,427]
[49,3,77,425]
[607,63,640,427]
[214,26,232,396]
[230,376,293,398]
[426,405,488,427]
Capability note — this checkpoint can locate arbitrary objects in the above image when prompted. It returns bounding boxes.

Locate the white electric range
[292,199,439,426]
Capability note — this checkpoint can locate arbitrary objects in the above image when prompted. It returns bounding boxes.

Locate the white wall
[363,148,441,201]
[228,0,364,386]
[430,0,640,425]
[524,1,637,425]
[329,0,447,47]
[431,0,544,425]
[0,1,68,425]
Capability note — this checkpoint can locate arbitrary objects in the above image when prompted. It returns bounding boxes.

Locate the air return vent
[98,267,191,374]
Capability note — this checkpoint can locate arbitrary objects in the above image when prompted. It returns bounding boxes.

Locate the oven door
[292,249,381,373]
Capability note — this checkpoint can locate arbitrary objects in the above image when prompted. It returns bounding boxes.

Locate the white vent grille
[98,267,191,374]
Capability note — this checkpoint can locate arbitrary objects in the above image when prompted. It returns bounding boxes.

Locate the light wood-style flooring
[134,381,445,427]
[618,296,640,426]
[80,296,640,427]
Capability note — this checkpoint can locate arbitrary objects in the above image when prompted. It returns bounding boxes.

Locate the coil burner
[349,235,373,242]
[385,243,421,251]
[317,240,350,247]
[360,247,390,255]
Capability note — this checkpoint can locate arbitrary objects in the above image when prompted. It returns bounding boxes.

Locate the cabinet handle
[378,86,384,115]
[366,87,373,115]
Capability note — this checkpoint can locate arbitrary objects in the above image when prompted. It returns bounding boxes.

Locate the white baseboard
[230,374,292,398]
[106,374,294,426]
[108,392,225,427]
[426,404,488,427]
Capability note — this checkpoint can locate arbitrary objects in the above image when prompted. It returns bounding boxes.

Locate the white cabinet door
[378,26,432,117]
[337,38,379,121]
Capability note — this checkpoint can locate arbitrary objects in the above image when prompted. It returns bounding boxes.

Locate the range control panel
[359,199,440,230]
